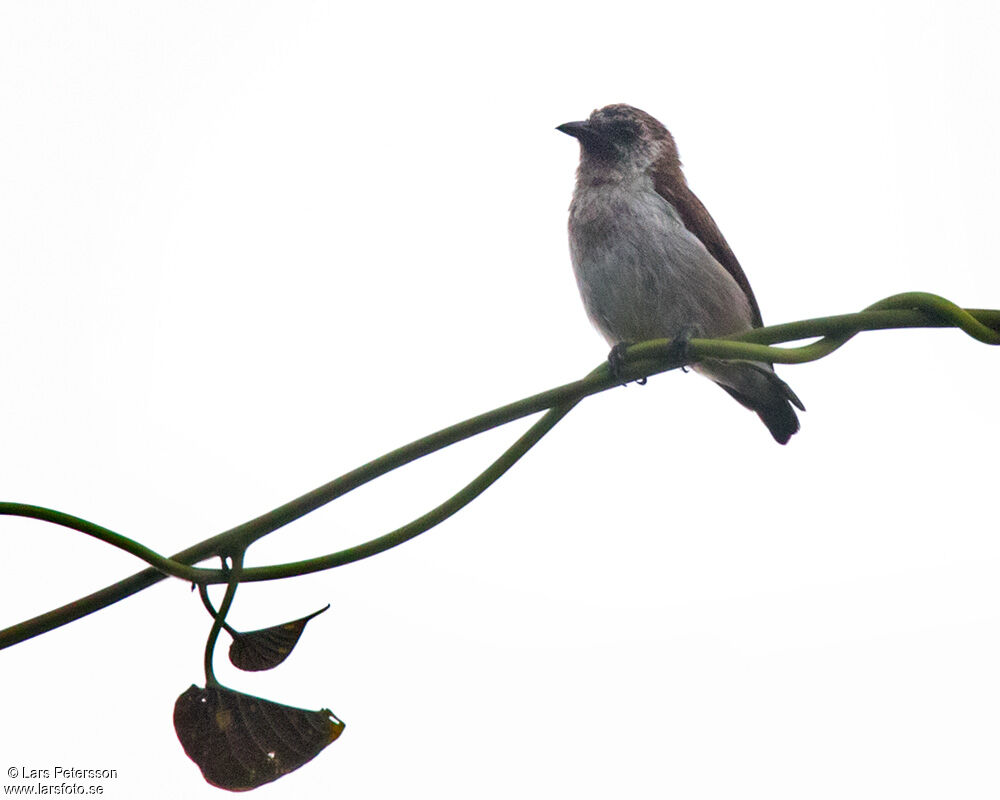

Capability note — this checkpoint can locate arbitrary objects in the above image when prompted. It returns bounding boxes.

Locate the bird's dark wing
[652,167,764,328]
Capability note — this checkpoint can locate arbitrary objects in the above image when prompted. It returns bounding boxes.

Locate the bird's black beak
[556,120,592,139]
[557,120,613,155]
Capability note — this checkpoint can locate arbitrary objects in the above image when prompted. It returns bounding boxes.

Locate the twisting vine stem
[203,553,244,688]
[1,292,997,650]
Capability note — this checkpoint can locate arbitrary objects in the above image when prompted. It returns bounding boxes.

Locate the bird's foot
[607,342,644,386]
[607,342,628,384]
[609,328,698,385]
[664,326,699,371]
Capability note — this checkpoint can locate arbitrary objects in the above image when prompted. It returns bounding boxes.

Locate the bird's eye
[605,121,639,142]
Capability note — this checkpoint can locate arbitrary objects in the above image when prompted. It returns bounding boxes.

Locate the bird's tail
[696,360,805,445]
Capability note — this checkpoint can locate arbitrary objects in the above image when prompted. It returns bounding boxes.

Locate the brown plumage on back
[651,155,764,327]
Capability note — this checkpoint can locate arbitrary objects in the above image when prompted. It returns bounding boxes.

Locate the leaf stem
[204,552,244,688]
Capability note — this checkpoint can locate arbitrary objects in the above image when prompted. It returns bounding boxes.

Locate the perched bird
[558,103,804,444]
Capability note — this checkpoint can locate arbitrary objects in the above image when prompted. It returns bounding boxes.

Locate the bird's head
[557,103,679,181]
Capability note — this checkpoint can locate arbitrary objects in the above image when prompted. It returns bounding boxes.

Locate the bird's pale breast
[567,176,753,346]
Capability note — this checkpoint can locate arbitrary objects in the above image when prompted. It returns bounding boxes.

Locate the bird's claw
[607,342,635,386]
[607,343,649,386]
[607,343,628,382]
[664,326,698,369]
[608,328,697,386]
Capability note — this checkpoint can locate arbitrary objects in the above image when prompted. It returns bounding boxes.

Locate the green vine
[2,292,998,652]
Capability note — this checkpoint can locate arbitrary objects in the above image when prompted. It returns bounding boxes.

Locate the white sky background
[1,1,999,797]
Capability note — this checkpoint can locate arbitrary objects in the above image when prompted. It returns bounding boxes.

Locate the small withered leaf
[228,604,330,672]
[173,684,345,791]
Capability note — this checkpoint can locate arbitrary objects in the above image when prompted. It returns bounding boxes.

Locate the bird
[557,103,804,444]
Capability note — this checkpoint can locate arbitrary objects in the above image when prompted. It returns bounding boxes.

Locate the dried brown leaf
[173,684,344,791]
[228,604,329,672]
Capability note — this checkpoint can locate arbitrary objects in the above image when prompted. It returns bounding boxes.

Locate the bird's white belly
[568,182,752,345]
